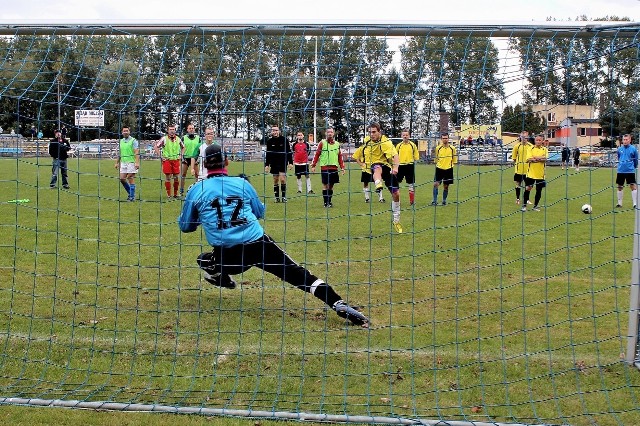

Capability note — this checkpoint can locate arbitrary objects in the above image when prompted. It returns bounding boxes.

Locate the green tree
[501,104,545,134]
[401,35,504,134]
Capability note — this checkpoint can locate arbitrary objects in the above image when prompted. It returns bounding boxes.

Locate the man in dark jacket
[264,125,292,202]
[49,129,71,189]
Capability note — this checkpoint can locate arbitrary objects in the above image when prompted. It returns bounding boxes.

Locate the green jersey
[183,134,201,158]
[119,137,138,163]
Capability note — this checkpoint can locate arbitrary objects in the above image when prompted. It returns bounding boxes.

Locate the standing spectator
[511,131,533,205]
[615,134,638,208]
[431,132,457,206]
[114,126,140,202]
[178,144,369,327]
[521,134,548,212]
[196,128,217,181]
[311,127,345,208]
[353,123,402,233]
[264,125,292,202]
[37,130,43,140]
[61,126,67,140]
[48,129,71,189]
[560,144,571,170]
[396,129,420,205]
[154,124,184,200]
[30,125,36,140]
[180,123,202,195]
[573,146,581,171]
[292,131,313,194]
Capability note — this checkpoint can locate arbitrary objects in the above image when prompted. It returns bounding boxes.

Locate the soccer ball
[581,204,592,214]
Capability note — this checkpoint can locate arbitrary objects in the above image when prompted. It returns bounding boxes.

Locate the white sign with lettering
[74,110,105,127]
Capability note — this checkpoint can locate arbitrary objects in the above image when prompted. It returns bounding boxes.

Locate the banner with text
[459,124,502,140]
[74,110,105,127]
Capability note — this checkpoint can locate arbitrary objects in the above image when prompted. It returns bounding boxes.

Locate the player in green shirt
[114,126,140,202]
[181,123,202,196]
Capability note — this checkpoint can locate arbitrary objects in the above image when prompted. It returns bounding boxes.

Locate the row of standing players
[56,124,640,214]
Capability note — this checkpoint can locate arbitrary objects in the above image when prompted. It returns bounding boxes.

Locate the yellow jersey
[434,143,457,170]
[526,145,548,180]
[397,141,420,165]
[511,142,532,175]
[353,135,397,168]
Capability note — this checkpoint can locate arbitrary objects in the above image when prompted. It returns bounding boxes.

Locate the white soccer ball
[581,204,592,214]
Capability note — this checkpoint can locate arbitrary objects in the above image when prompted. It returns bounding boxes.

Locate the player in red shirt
[292,131,314,194]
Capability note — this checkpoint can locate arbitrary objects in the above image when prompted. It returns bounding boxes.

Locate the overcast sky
[0,0,637,21]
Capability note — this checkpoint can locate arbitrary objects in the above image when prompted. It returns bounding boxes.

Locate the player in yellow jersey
[396,129,420,205]
[353,123,402,233]
[511,131,532,205]
[521,134,548,212]
[431,133,457,206]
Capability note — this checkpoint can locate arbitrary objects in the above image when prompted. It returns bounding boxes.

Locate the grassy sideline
[0,156,639,425]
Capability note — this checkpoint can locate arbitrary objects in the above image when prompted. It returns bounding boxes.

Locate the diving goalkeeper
[178,144,369,327]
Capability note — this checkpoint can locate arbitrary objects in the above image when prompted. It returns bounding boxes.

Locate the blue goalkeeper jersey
[617,144,638,173]
[178,175,265,247]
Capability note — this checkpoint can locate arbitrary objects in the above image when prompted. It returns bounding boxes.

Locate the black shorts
[574,158,580,166]
[561,154,569,162]
[434,167,454,185]
[268,163,287,175]
[397,164,415,184]
[524,177,546,189]
[182,157,198,167]
[294,164,309,177]
[616,173,637,186]
[514,173,526,184]
[321,169,340,185]
[360,171,373,183]
[380,165,399,191]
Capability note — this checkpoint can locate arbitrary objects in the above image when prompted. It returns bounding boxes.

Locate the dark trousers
[50,159,68,187]
[197,234,341,307]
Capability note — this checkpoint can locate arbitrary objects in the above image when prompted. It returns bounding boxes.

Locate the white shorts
[119,162,138,174]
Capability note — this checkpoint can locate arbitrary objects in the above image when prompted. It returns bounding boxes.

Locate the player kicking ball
[178,144,369,327]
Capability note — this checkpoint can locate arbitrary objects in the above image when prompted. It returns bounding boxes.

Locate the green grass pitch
[0,157,639,426]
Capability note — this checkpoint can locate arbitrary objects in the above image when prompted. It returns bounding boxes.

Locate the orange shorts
[162,159,181,175]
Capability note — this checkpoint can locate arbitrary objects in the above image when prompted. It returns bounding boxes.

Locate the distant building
[556,118,603,148]
[531,104,603,147]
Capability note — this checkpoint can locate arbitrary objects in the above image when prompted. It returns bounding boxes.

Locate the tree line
[0,19,636,143]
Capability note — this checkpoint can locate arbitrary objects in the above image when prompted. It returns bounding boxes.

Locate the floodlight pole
[627,208,640,367]
[57,74,61,131]
[313,36,318,144]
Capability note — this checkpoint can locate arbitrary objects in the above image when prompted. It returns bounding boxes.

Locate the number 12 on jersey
[211,196,249,229]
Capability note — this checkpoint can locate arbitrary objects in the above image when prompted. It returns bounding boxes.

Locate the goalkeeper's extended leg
[255,235,369,327]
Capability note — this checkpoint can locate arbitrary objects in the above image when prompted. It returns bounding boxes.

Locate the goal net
[0,21,639,425]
